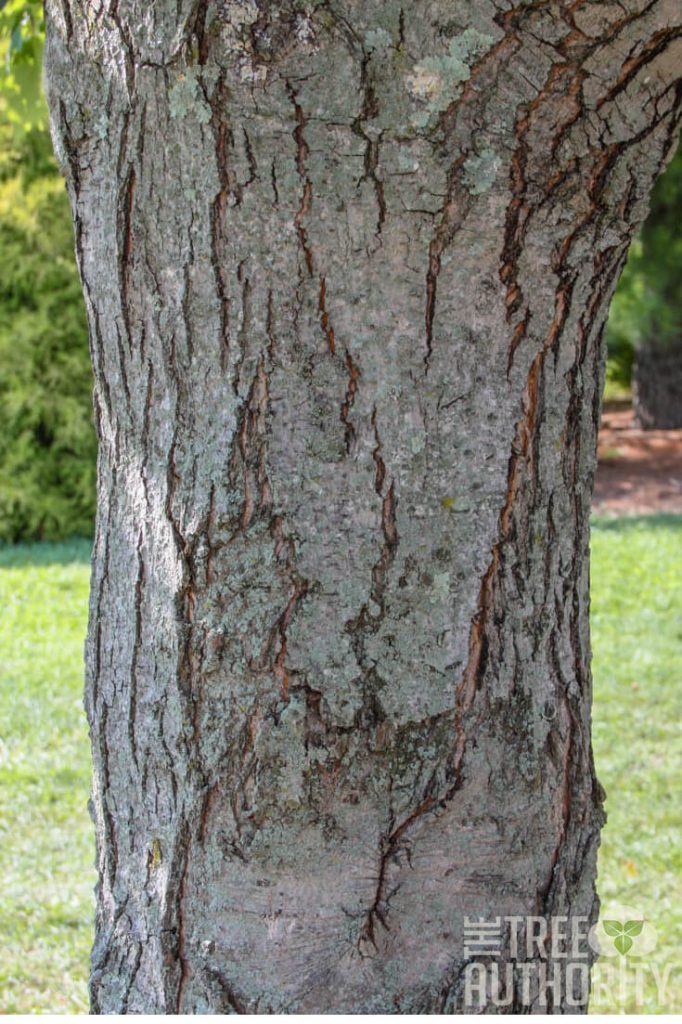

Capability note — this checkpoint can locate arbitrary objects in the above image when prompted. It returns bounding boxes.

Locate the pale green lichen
[462,148,502,195]
[447,26,495,62]
[405,28,494,127]
[94,112,109,141]
[375,379,403,400]
[365,27,393,51]
[431,572,451,603]
[169,68,212,124]
[410,432,425,454]
[397,146,419,172]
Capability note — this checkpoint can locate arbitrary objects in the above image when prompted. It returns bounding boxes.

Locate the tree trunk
[44,1,681,1013]
[633,338,682,429]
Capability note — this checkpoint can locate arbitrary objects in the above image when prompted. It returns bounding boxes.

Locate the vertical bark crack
[318,276,335,355]
[128,528,145,771]
[352,52,386,241]
[119,164,136,355]
[340,349,361,451]
[208,76,236,370]
[288,82,314,277]
[423,154,470,374]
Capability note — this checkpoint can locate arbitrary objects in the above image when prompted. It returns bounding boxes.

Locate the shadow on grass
[0,538,92,568]
[592,512,682,533]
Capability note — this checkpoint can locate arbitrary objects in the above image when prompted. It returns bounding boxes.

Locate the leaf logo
[588,904,656,958]
[602,919,644,956]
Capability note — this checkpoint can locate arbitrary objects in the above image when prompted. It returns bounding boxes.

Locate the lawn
[589,515,682,1013]
[0,540,92,1013]
[0,520,679,1013]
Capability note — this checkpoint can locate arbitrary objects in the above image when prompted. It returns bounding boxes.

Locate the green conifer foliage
[0,121,95,541]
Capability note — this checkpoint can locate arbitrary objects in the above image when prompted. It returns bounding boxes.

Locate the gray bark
[44,0,681,1013]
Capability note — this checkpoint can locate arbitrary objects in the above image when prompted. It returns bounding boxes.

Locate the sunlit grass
[0,520,679,1012]
[0,540,92,1013]
[590,515,682,1013]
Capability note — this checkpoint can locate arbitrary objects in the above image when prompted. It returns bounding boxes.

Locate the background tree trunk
[44,0,681,1013]
[633,339,682,429]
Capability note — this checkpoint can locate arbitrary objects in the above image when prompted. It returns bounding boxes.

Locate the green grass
[0,521,679,1012]
[590,515,682,1013]
[0,540,92,1013]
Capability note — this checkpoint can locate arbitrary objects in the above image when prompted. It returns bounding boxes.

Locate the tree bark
[44,0,681,1013]
[633,338,682,429]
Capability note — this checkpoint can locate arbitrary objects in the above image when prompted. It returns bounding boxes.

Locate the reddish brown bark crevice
[454,258,574,796]
[175,842,192,1012]
[340,349,361,451]
[371,407,387,496]
[128,529,145,772]
[353,52,386,239]
[318,275,363,450]
[233,357,273,532]
[596,24,682,111]
[288,82,314,277]
[424,246,439,372]
[118,164,136,355]
[208,79,237,369]
[201,965,249,1014]
[423,153,469,374]
[507,309,530,378]
[359,791,437,954]
[318,275,335,355]
[270,516,309,703]
[372,482,398,602]
[273,577,309,702]
[499,57,585,372]
[496,0,671,378]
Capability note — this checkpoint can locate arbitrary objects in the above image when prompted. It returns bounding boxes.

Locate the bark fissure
[288,81,314,278]
[423,154,469,374]
[208,76,235,370]
[128,528,145,771]
[317,275,335,355]
[352,52,386,241]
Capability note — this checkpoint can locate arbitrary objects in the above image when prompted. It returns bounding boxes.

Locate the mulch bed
[593,401,682,515]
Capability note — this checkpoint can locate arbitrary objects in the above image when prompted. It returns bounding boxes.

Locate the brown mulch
[593,401,682,515]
